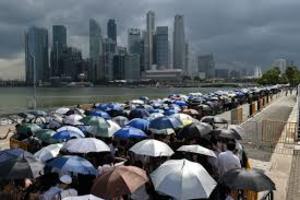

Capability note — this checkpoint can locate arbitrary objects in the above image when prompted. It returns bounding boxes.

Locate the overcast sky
[0,0,300,79]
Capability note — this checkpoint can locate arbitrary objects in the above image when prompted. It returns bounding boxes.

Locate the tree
[285,66,300,86]
[257,67,281,85]
[194,76,201,82]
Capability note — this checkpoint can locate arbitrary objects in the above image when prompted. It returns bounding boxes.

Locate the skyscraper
[50,25,67,76]
[102,38,116,81]
[128,28,141,55]
[184,42,189,74]
[144,11,155,70]
[197,54,215,79]
[89,19,103,82]
[125,54,140,80]
[272,58,287,74]
[107,19,117,43]
[25,26,49,84]
[155,26,169,69]
[173,15,186,69]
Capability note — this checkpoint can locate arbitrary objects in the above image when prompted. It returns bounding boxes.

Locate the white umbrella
[148,113,164,120]
[107,120,121,134]
[177,145,217,158]
[57,126,85,137]
[170,113,193,126]
[63,194,103,200]
[86,120,121,138]
[64,114,83,125]
[150,159,217,200]
[34,143,63,162]
[62,138,110,153]
[129,139,174,157]
[55,107,70,115]
[112,116,129,127]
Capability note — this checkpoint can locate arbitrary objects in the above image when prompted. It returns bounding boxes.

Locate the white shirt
[217,150,241,176]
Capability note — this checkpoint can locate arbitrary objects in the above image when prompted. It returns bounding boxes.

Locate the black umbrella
[177,122,213,139]
[220,168,276,192]
[0,148,44,180]
[213,128,242,140]
[128,108,150,120]
[201,116,228,126]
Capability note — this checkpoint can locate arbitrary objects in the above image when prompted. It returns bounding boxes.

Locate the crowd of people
[0,86,280,200]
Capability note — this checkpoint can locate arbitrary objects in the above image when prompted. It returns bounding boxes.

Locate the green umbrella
[80,116,107,126]
[16,123,41,135]
[34,129,58,144]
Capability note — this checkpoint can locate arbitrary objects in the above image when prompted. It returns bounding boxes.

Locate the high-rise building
[144,11,155,70]
[50,25,67,76]
[107,19,117,43]
[173,15,186,69]
[125,54,140,81]
[25,26,49,84]
[184,42,189,74]
[128,28,141,55]
[102,38,116,81]
[155,26,169,69]
[197,54,215,79]
[89,19,103,82]
[60,47,83,80]
[272,58,287,74]
[113,54,126,80]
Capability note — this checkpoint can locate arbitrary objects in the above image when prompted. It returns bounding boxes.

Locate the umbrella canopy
[91,166,148,199]
[150,159,217,200]
[220,168,276,192]
[16,123,41,135]
[80,116,108,127]
[88,110,111,119]
[149,116,182,134]
[114,127,147,140]
[177,122,213,139]
[62,138,110,153]
[47,155,97,175]
[63,194,103,200]
[129,108,150,119]
[126,118,149,132]
[177,145,216,158]
[63,114,83,126]
[228,125,245,139]
[86,120,120,138]
[55,107,70,115]
[34,143,63,162]
[213,128,242,140]
[129,139,174,157]
[112,116,129,127]
[170,113,193,127]
[201,116,228,125]
[34,129,58,144]
[53,130,85,141]
[148,113,164,120]
[182,109,199,116]
[164,109,178,116]
[0,148,44,180]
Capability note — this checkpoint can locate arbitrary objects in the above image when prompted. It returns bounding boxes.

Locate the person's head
[226,141,236,151]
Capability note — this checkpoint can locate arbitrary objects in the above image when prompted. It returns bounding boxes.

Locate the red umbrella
[91,165,148,199]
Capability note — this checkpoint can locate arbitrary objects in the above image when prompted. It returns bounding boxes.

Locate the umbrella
[16,123,41,135]
[65,108,85,116]
[229,125,245,138]
[47,155,97,175]
[34,129,58,144]
[126,118,149,132]
[177,122,213,139]
[129,139,174,157]
[63,114,83,125]
[220,168,276,192]
[57,126,85,137]
[201,116,228,125]
[34,143,63,162]
[130,99,145,105]
[86,120,120,138]
[150,159,217,200]
[112,116,129,127]
[88,110,111,119]
[114,127,147,140]
[91,166,148,199]
[62,138,110,153]
[174,100,188,107]
[29,110,47,117]
[149,116,182,134]
[55,107,70,115]
[148,113,164,120]
[213,128,242,140]
[164,109,178,116]
[63,194,103,200]
[0,148,44,180]
[170,113,193,126]
[182,109,199,116]
[177,145,216,158]
[129,108,150,119]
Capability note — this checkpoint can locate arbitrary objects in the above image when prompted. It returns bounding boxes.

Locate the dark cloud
[0,0,300,72]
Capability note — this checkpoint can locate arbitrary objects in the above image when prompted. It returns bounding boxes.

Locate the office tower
[125,54,140,80]
[173,15,186,69]
[113,54,126,80]
[128,28,142,55]
[140,31,146,73]
[25,26,49,84]
[197,54,215,79]
[272,58,287,74]
[107,19,117,43]
[155,26,169,69]
[50,25,67,76]
[144,11,155,70]
[102,38,116,81]
[89,19,103,82]
[60,47,82,80]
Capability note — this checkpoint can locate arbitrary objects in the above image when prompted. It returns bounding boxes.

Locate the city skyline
[1,0,300,79]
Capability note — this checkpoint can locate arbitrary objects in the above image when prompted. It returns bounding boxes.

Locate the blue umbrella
[89,110,111,119]
[47,155,97,175]
[114,127,148,139]
[52,130,85,140]
[174,100,188,107]
[164,109,178,116]
[127,118,149,132]
[149,116,183,130]
[129,108,150,119]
